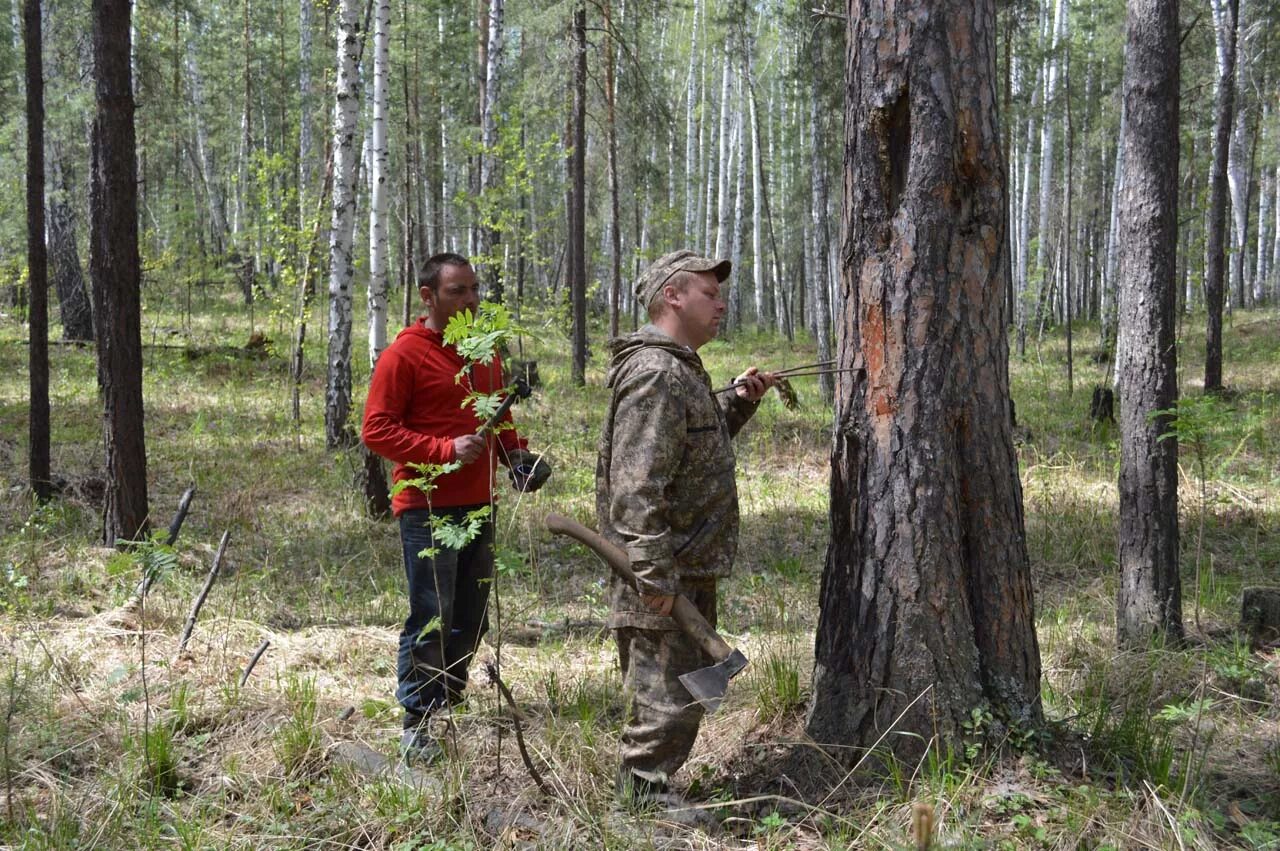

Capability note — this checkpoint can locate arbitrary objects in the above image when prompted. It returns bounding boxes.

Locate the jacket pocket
[673,518,710,558]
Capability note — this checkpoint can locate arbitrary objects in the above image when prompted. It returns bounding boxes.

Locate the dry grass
[1,302,1279,847]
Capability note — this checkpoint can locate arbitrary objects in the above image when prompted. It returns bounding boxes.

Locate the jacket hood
[605,325,701,388]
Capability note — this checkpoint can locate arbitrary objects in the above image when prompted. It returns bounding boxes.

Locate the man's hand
[641,594,675,617]
[733,366,777,402]
[452,433,486,464]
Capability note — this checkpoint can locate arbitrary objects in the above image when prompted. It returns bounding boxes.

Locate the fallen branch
[486,662,551,796]
[240,639,270,687]
[127,486,196,609]
[175,530,230,658]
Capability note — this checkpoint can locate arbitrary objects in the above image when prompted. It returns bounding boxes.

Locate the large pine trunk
[1115,0,1182,647]
[91,0,149,544]
[808,0,1041,759]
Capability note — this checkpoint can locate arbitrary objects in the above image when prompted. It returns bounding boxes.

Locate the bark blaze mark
[884,87,910,216]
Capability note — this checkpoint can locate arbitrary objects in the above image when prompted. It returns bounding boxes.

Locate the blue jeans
[397,506,494,727]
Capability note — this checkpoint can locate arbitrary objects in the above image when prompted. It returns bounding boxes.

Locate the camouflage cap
[634,249,731,309]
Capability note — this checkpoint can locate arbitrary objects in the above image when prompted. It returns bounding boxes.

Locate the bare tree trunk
[604,0,621,338]
[48,156,94,343]
[728,87,746,334]
[479,0,504,300]
[1205,0,1238,393]
[326,0,361,448]
[809,0,1040,758]
[809,26,834,403]
[298,0,314,229]
[185,33,228,256]
[25,0,50,502]
[1115,0,1182,647]
[92,0,149,544]
[683,0,701,240]
[367,0,389,366]
[1031,0,1067,333]
[569,0,587,385]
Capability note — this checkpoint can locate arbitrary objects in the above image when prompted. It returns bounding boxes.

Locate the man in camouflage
[596,249,775,802]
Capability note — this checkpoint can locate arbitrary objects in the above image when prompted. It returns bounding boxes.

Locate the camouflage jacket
[595,325,759,604]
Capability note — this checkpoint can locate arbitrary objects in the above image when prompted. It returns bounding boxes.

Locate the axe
[544,513,749,713]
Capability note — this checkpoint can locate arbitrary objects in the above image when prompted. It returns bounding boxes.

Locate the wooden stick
[486,662,551,796]
[240,639,270,687]
[128,487,197,607]
[175,530,230,658]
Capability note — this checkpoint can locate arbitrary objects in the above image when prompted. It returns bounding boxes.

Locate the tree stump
[1089,386,1115,423]
[1241,587,1280,646]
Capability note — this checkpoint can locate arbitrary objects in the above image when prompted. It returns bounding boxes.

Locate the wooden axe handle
[544,513,734,662]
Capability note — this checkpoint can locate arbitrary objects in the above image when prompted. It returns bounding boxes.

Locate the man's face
[421,263,481,327]
[669,271,726,349]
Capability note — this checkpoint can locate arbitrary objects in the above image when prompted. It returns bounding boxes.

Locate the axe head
[678,648,749,714]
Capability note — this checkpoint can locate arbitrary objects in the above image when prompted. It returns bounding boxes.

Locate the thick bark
[326,0,361,448]
[367,0,389,365]
[48,158,93,343]
[26,0,50,502]
[1115,0,1181,647]
[91,0,149,544]
[1205,0,1237,393]
[569,1,587,385]
[808,0,1041,758]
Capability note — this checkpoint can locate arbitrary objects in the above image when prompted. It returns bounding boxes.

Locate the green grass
[1,285,1279,847]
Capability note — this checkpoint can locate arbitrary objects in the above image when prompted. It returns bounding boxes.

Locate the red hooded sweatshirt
[362,320,527,515]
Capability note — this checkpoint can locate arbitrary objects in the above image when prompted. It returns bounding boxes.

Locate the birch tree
[326,0,361,448]
[1205,0,1239,393]
[367,0,390,365]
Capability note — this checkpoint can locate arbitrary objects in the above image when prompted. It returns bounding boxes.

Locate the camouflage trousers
[610,576,717,785]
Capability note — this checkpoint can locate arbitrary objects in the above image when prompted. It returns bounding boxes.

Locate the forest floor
[1,296,1279,850]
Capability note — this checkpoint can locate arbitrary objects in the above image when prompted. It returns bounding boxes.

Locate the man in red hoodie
[363,252,548,764]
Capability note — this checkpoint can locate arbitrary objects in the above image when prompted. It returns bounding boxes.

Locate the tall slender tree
[367,0,390,366]
[1205,0,1239,394]
[25,0,50,502]
[326,0,361,448]
[808,0,1041,757]
[1115,0,1181,647]
[568,0,587,385]
[91,0,149,544]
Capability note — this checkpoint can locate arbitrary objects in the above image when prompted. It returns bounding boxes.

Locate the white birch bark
[749,62,765,328]
[683,0,700,239]
[1032,0,1067,328]
[714,49,732,258]
[1103,108,1126,350]
[298,0,314,229]
[326,0,361,448]
[809,30,833,402]
[367,0,390,366]
[1224,0,1249,307]
[728,91,746,332]
[1272,163,1280,301]
[479,0,504,274]
[1256,106,1271,298]
[185,35,229,255]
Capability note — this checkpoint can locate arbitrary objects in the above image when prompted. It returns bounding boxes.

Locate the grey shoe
[399,728,444,766]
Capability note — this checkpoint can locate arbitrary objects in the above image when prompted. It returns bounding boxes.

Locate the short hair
[645,270,694,321]
[419,252,471,291]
